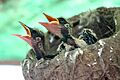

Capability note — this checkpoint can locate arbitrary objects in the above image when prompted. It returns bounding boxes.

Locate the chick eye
[36,37,41,42]
[64,24,70,28]
[38,43,43,48]
[58,18,68,24]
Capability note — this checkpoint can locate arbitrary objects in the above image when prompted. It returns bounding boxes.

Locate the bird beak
[12,22,32,46]
[39,22,61,37]
[39,13,62,37]
[43,13,59,24]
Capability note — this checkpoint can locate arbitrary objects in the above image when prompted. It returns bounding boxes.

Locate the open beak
[39,22,61,37]
[43,13,59,24]
[39,13,62,37]
[12,22,32,46]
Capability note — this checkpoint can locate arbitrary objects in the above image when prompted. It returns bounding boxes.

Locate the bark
[22,7,120,80]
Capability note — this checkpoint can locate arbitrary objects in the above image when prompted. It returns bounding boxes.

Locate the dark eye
[38,43,42,48]
[59,18,67,24]
[61,20,65,23]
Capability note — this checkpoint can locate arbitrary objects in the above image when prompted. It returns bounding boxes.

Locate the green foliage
[0,0,119,61]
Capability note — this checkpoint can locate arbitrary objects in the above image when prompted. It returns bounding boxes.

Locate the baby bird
[13,22,60,60]
[39,13,80,49]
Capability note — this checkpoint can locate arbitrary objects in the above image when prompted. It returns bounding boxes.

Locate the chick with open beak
[13,22,45,60]
[13,21,32,46]
[39,13,80,49]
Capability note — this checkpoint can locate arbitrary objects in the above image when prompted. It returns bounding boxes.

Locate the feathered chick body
[13,22,59,60]
[39,14,80,49]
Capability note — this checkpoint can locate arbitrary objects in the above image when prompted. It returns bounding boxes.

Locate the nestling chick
[39,13,80,50]
[13,22,59,60]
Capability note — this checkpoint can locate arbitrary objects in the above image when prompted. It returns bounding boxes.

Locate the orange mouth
[12,22,32,46]
[39,13,62,38]
[43,13,59,24]
[19,21,31,37]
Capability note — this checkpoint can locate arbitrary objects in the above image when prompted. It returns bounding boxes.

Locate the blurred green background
[0,0,119,61]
